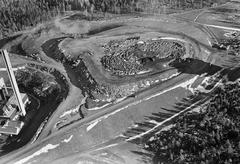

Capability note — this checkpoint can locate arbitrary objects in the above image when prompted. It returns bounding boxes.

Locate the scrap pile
[214,39,240,56]
[146,82,240,163]
[101,37,186,76]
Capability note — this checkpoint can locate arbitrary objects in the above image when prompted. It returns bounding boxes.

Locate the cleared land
[0,1,240,164]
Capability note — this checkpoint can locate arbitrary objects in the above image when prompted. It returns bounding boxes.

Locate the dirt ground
[0,1,240,163]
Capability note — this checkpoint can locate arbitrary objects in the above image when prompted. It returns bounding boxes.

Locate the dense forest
[146,81,240,163]
[0,0,229,38]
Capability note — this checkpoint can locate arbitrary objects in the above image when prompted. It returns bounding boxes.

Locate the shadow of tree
[89,59,240,163]
[226,67,240,81]
[122,59,228,163]
[126,60,240,163]
[169,58,222,75]
[124,92,208,163]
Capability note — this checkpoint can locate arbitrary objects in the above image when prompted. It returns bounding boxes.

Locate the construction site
[0,0,240,164]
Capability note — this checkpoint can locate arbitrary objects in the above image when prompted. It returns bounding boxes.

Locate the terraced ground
[0,1,240,164]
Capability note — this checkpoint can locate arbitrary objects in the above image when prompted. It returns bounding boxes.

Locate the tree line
[146,81,240,163]
[0,0,229,38]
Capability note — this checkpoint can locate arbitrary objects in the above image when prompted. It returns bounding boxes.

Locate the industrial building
[0,50,29,136]
[0,79,29,135]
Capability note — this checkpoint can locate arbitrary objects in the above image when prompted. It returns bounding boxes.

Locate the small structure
[0,120,24,135]
[0,93,29,135]
[2,93,29,120]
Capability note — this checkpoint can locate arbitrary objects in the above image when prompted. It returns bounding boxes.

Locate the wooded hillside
[0,0,229,38]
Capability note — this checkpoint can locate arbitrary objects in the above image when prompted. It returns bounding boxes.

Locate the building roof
[0,126,18,135]
[0,120,24,135]
[7,93,28,106]
[0,93,28,118]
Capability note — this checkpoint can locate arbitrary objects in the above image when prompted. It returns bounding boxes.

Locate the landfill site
[0,0,240,164]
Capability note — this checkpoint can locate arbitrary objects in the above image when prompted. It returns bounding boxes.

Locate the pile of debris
[213,39,240,56]
[101,37,186,76]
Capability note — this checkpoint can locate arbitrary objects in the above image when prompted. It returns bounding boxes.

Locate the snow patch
[137,41,144,44]
[118,134,127,138]
[179,75,199,93]
[93,143,119,152]
[14,144,59,164]
[201,76,212,85]
[133,124,139,128]
[145,75,199,101]
[93,99,100,102]
[88,103,110,111]
[196,79,222,93]
[204,49,211,55]
[196,70,224,93]
[160,124,175,132]
[149,120,159,125]
[114,96,127,103]
[62,135,73,143]
[158,37,186,43]
[60,104,81,118]
[137,70,151,75]
[86,120,100,131]
[161,72,180,81]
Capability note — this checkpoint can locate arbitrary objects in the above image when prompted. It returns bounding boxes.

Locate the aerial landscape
[0,0,240,163]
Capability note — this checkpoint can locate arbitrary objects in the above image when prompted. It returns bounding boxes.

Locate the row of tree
[0,0,229,38]
[67,0,229,13]
[0,0,65,38]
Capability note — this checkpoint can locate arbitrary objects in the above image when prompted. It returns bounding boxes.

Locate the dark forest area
[0,0,229,38]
